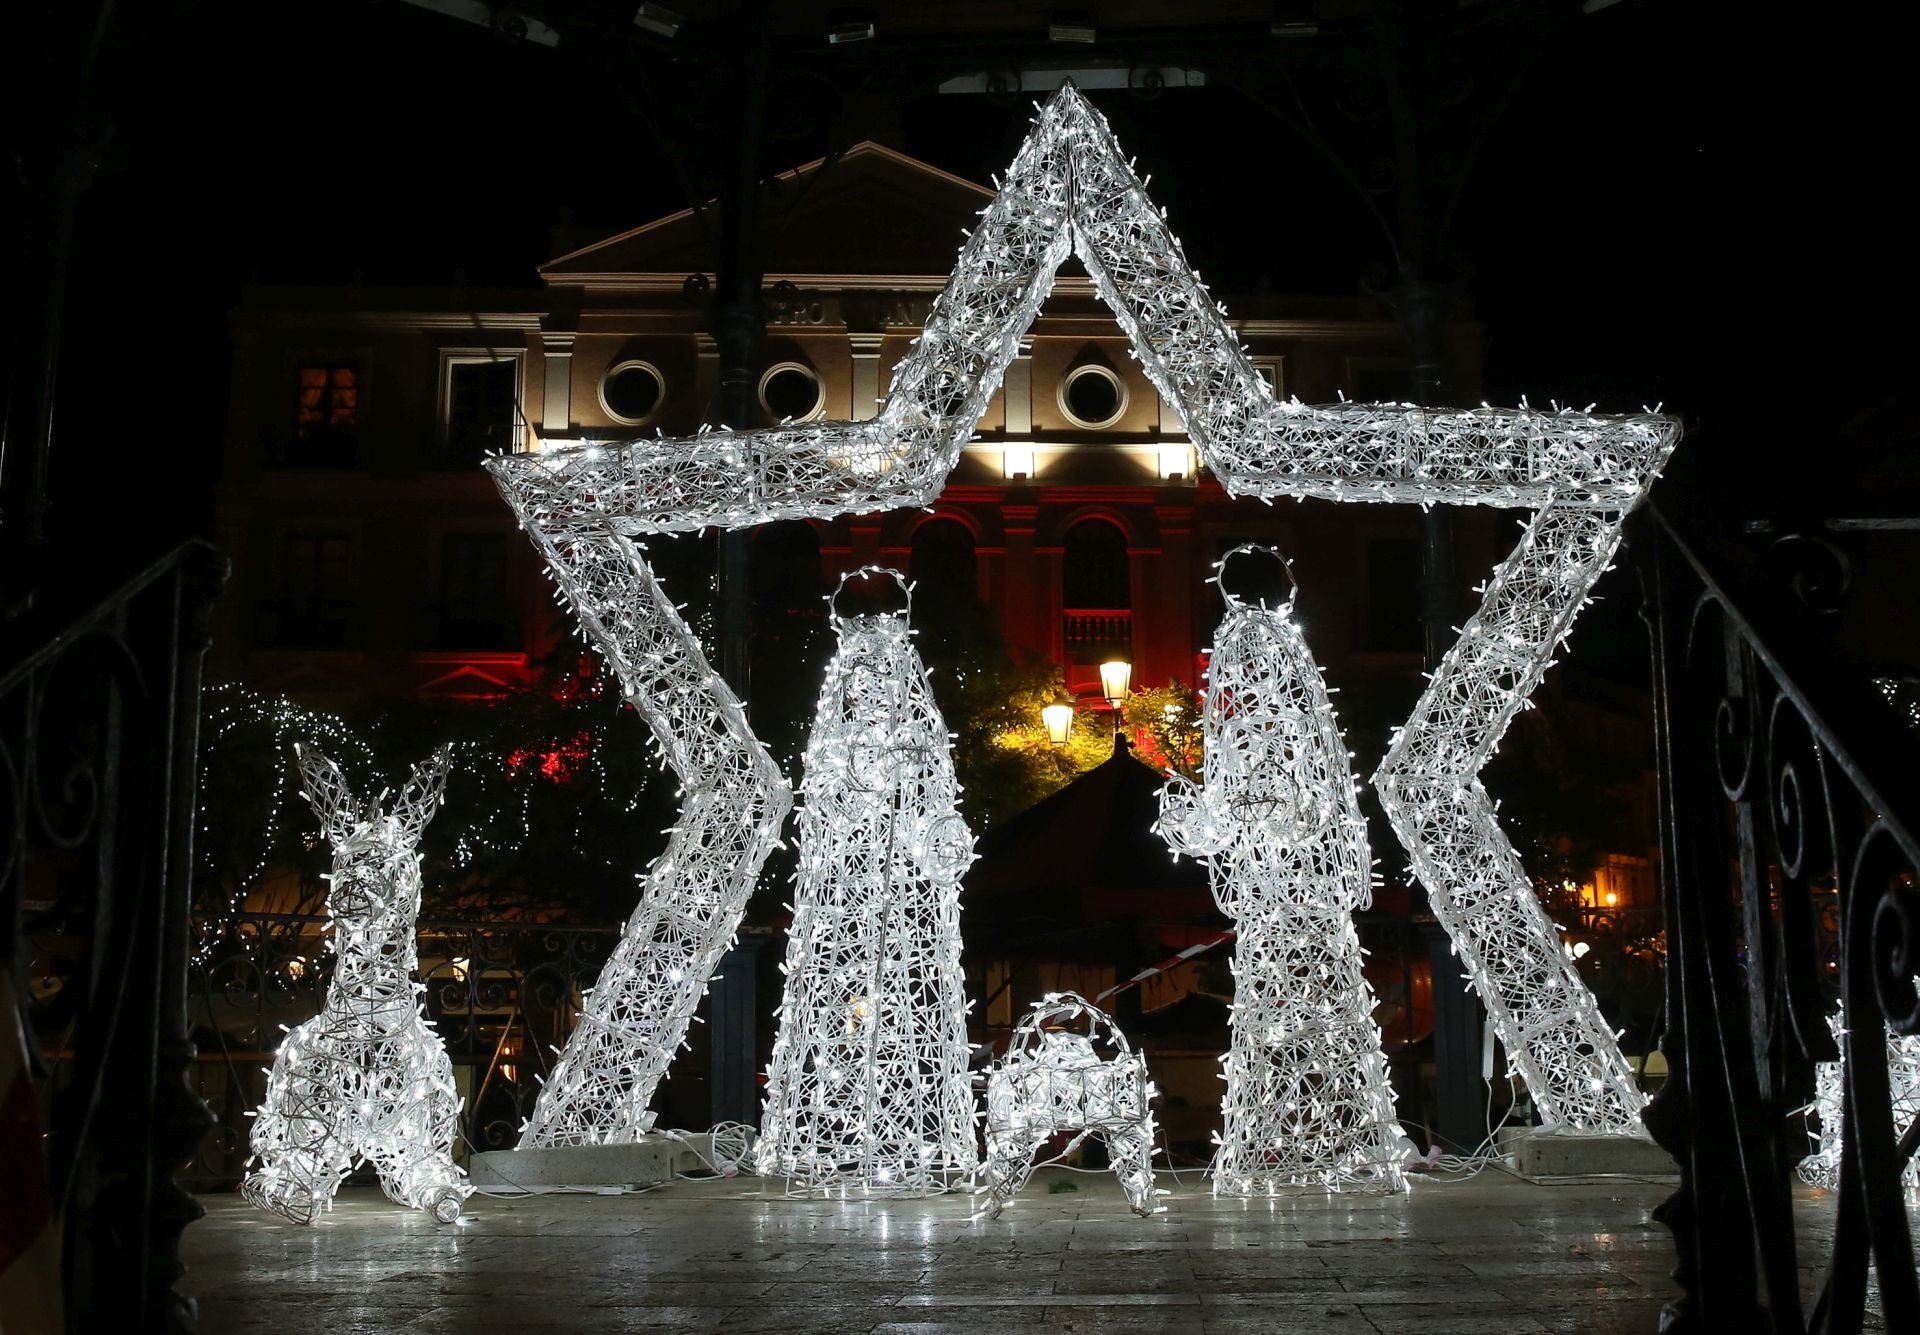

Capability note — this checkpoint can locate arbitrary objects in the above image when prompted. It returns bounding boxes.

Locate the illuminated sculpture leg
[756,571,976,1194]
[1375,509,1645,1134]
[482,523,792,1148]
[1800,1014,1920,1190]
[983,994,1159,1217]
[243,747,469,1224]
[1158,547,1405,1194]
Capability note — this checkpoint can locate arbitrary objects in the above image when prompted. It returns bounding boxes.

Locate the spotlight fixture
[633,3,682,38]
[827,9,875,43]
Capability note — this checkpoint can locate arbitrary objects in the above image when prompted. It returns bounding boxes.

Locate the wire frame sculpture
[983,993,1160,1217]
[1156,547,1406,1194]
[241,745,470,1224]
[756,570,977,1195]
[1799,1013,1920,1192]
[486,81,1678,1140]
[493,520,792,1149]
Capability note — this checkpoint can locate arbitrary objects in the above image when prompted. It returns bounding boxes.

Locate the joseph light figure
[1158,546,1406,1194]
[756,570,977,1194]
[242,745,469,1224]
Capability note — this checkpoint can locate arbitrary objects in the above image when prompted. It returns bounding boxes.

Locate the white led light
[486,82,1678,1143]
[755,570,978,1195]
[1800,1014,1920,1192]
[1157,547,1405,1194]
[983,993,1159,1217]
[242,746,470,1224]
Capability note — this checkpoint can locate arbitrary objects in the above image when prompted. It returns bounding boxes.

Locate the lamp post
[1042,701,1074,747]
[1099,659,1132,748]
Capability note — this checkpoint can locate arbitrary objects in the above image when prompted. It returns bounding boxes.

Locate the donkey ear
[294,744,360,843]
[390,744,452,844]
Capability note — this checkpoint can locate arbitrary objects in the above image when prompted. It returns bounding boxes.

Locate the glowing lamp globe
[1099,659,1132,707]
[1042,702,1075,746]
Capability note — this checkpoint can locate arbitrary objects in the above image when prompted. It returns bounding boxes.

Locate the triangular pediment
[542,141,996,285]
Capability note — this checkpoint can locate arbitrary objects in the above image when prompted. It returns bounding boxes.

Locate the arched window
[1062,518,1132,662]
[910,519,977,608]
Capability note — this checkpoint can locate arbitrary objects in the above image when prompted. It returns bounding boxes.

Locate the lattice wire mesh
[756,571,977,1196]
[485,81,1679,1145]
[491,518,792,1149]
[983,993,1159,1217]
[1374,509,1646,1132]
[1800,1014,1920,1191]
[242,746,470,1224]
[1157,547,1406,1194]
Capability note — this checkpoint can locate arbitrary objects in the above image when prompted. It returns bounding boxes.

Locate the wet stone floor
[184,1170,1865,1334]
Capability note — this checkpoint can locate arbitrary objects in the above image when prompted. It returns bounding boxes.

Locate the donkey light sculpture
[241,745,470,1224]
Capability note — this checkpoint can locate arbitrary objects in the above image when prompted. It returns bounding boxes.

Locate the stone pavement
[183,1169,1864,1333]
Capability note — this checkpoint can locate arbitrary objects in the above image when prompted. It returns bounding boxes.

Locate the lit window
[759,362,823,422]
[1059,363,1127,429]
[291,365,358,465]
[600,360,665,425]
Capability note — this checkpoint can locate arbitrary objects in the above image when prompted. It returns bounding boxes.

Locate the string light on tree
[486,82,1679,1140]
[756,570,977,1196]
[1157,546,1406,1195]
[242,746,470,1225]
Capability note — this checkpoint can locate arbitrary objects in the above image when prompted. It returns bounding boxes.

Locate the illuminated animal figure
[241,745,469,1224]
[1158,545,1405,1195]
[983,993,1159,1217]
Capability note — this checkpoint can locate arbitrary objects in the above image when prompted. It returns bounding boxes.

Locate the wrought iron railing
[1640,504,1920,1332]
[5,539,228,1335]
[185,911,619,1187]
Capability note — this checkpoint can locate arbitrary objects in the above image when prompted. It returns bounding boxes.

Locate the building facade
[215,139,1495,720]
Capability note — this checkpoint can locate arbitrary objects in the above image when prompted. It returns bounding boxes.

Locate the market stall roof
[962,737,1213,944]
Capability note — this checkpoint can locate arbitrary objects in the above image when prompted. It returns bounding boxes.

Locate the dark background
[6,1,1903,561]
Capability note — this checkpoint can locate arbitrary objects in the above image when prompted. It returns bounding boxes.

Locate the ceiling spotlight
[633,3,682,38]
[828,6,874,43]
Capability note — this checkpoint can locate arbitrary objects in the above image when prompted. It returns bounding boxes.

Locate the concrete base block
[470,1134,713,1193]
[1503,1127,1677,1180]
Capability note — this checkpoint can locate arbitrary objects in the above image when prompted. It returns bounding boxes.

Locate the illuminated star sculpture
[487,82,1677,1141]
[1158,546,1406,1194]
[756,570,977,1195]
[242,746,469,1224]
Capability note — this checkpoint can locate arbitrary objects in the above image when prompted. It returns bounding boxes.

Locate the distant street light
[1099,659,1131,746]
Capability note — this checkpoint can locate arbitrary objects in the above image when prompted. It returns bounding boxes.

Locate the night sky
[16,1,1890,554]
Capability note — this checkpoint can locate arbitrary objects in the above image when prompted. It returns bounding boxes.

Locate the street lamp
[1042,701,1074,747]
[1099,659,1131,746]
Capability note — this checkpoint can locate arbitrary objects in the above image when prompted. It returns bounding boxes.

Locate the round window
[759,362,824,422]
[1059,364,1127,429]
[600,360,665,425]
